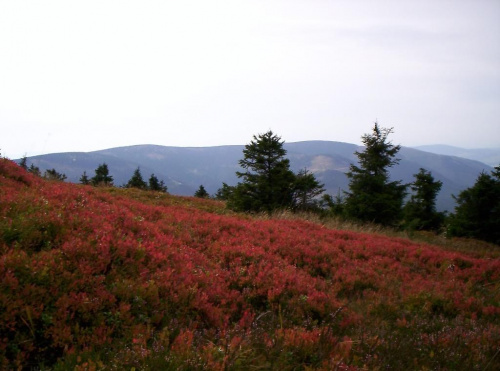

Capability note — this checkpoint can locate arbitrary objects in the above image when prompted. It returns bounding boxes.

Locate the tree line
[12,123,500,245]
[215,124,499,245]
[18,157,168,192]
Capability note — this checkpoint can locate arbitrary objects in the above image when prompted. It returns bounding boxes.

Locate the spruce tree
[44,168,67,182]
[19,155,28,170]
[80,171,90,185]
[448,166,500,244]
[126,167,147,189]
[228,131,295,213]
[148,174,168,192]
[91,163,113,186]
[194,185,209,198]
[214,183,233,201]
[403,168,444,231]
[292,168,325,211]
[344,122,407,226]
[28,164,41,177]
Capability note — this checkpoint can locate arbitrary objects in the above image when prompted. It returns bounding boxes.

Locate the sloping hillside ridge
[415,144,500,167]
[1,159,499,369]
[19,141,493,212]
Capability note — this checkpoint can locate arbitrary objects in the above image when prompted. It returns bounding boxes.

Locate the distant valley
[18,141,495,212]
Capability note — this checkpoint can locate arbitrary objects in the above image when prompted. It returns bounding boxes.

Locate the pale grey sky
[1,0,499,159]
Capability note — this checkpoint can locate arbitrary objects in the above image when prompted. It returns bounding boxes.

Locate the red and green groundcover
[1,159,499,370]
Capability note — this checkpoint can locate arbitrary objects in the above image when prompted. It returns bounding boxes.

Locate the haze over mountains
[414,145,500,167]
[18,142,496,212]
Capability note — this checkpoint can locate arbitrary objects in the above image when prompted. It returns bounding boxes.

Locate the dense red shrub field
[1,158,499,370]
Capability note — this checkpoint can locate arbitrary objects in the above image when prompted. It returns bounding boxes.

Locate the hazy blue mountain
[414,144,500,167]
[17,142,493,212]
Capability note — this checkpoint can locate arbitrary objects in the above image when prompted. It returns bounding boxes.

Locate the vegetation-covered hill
[19,141,493,212]
[1,158,499,370]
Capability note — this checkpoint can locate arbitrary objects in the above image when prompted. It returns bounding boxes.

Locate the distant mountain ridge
[414,144,500,167]
[18,141,493,212]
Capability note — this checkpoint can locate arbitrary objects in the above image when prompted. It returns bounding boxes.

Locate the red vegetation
[1,159,499,369]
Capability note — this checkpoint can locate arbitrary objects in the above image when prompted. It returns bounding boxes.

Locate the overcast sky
[1,0,499,159]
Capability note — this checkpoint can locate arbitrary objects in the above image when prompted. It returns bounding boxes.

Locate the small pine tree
[148,174,168,192]
[320,190,345,216]
[291,168,325,211]
[19,155,28,170]
[194,185,209,198]
[91,163,113,186]
[28,164,41,177]
[214,183,234,201]
[344,122,407,226]
[403,168,444,231]
[44,168,67,182]
[80,171,90,185]
[126,167,147,189]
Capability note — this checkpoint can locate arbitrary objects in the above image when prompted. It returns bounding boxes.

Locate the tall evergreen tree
[448,166,500,244]
[148,173,168,192]
[344,122,407,226]
[126,167,147,189]
[228,131,295,213]
[403,168,444,231]
[91,163,113,186]
[194,185,209,198]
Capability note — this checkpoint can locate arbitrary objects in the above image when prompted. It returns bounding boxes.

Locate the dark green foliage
[292,168,325,211]
[448,166,500,244]
[19,155,28,170]
[194,185,209,198]
[320,191,345,216]
[126,167,147,189]
[148,173,168,192]
[214,182,233,200]
[91,163,113,186]
[344,123,407,226]
[228,131,296,213]
[79,171,90,185]
[43,168,67,182]
[28,164,41,177]
[403,168,444,231]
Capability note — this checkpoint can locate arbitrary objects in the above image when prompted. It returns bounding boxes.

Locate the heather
[1,159,499,370]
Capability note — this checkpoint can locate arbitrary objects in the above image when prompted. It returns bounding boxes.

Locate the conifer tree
[19,155,28,170]
[79,171,90,185]
[214,183,233,201]
[344,122,407,226]
[403,168,444,231]
[228,131,295,213]
[448,166,500,244]
[194,185,209,198]
[28,164,41,177]
[91,163,113,186]
[148,173,168,192]
[126,167,147,189]
[292,168,325,211]
[44,168,67,182]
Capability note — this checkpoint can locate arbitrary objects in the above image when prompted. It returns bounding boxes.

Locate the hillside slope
[1,159,499,370]
[19,141,493,212]
[415,144,500,167]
